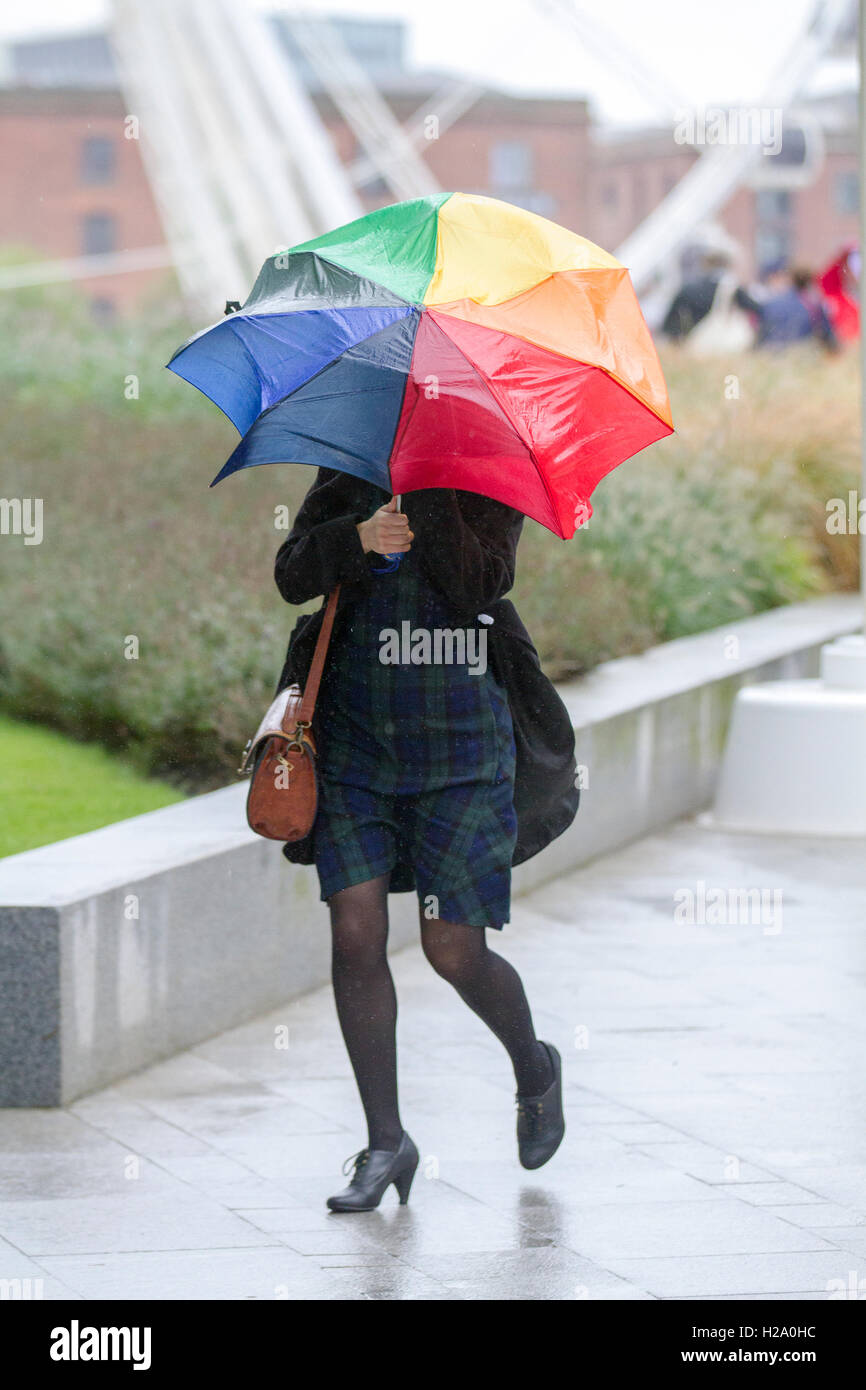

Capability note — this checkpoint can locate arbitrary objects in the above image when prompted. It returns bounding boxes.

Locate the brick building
[0,17,858,319]
[590,95,859,279]
[0,86,166,314]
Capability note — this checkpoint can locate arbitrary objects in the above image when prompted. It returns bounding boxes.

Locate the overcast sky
[0,0,852,126]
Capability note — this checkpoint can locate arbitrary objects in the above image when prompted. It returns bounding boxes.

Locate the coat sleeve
[404,488,524,614]
[274,468,374,604]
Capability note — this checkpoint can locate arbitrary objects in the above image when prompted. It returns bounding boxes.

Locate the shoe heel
[393,1158,418,1204]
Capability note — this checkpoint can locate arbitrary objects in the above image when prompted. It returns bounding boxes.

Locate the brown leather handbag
[239,586,340,841]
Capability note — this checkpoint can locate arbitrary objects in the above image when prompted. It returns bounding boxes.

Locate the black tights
[328,874,553,1151]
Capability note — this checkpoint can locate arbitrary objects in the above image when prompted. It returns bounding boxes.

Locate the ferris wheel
[537,0,856,293]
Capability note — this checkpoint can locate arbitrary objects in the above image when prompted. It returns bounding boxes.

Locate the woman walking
[274,467,580,1212]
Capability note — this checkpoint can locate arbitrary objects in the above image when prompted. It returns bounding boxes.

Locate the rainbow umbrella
[167,193,673,538]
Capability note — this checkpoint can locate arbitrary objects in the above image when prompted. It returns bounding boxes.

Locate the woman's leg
[329,873,404,1151]
[420,917,554,1096]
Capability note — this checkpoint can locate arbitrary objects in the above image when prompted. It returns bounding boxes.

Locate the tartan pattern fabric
[313,548,518,927]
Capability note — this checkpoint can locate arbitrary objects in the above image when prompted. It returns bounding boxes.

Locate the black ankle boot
[515,1041,564,1170]
[327,1131,419,1212]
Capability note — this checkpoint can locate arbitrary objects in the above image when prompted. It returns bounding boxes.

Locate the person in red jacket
[818,244,860,343]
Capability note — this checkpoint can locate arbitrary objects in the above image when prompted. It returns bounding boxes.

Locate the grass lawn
[0,715,185,858]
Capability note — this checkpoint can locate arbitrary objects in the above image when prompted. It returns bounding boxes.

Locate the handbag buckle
[285,719,310,738]
[283,721,311,755]
[237,738,253,775]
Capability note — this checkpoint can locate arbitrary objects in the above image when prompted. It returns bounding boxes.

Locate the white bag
[687,273,755,357]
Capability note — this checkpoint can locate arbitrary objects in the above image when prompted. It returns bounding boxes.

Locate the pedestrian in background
[661,249,757,343]
[754,266,838,352]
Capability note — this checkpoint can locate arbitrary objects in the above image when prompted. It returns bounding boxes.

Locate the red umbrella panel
[167,192,674,538]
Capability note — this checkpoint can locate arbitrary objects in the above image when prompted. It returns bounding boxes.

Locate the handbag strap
[286,585,341,730]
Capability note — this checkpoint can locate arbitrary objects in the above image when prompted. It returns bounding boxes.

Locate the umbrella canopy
[167,192,673,539]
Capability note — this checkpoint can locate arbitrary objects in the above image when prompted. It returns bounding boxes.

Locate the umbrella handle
[374,492,405,572]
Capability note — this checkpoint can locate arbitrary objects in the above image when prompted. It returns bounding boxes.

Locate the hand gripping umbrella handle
[373,493,404,572]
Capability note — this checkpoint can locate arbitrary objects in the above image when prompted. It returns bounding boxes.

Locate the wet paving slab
[1,817,864,1300]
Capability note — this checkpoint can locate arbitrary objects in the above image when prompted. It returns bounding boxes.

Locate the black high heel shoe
[327,1131,419,1212]
[516,1041,564,1170]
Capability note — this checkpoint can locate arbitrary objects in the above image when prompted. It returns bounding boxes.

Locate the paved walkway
[1,816,865,1301]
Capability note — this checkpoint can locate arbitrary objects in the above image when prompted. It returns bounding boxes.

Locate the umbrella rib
[433,268,670,427]
[425,312,567,536]
[387,317,422,489]
[238,313,418,427]
[167,321,264,436]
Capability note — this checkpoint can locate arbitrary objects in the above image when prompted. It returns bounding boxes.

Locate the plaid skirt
[312,553,518,928]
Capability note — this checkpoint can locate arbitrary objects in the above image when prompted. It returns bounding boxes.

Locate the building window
[82,212,117,256]
[754,188,792,268]
[769,124,807,168]
[512,191,557,218]
[633,174,648,221]
[90,296,117,325]
[756,188,791,220]
[81,135,115,185]
[360,174,389,199]
[489,140,533,193]
[835,170,859,215]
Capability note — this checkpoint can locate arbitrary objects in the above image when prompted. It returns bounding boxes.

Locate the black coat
[662,272,759,340]
[272,468,580,891]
